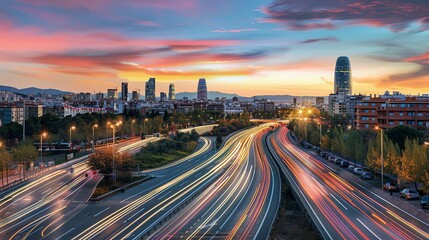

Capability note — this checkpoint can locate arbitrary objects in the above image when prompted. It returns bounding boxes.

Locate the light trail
[268,126,429,240]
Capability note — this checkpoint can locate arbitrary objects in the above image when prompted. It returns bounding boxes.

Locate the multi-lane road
[267,126,429,240]
[1,123,428,240]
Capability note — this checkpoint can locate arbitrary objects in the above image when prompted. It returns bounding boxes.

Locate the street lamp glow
[92,124,98,151]
[376,126,384,190]
[40,132,47,165]
[69,126,76,144]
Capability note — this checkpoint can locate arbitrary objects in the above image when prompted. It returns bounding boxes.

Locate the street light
[106,121,111,147]
[131,119,136,138]
[143,118,148,136]
[69,126,76,144]
[375,126,384,190]
[40,132,47,165]
[92,124,98,152]
[110,121,122,185]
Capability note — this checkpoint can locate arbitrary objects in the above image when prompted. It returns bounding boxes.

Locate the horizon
[1,1,429,96]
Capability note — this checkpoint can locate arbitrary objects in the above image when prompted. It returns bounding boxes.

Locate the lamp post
[69,126,75,144]
[110,121,122,185]
[143,118,148,137]
[106,121,111,147]
[375,126,384,190]
[319,122,322,146]
[131,119,136,139]
[40,132,47,165]
[92,124,98,152]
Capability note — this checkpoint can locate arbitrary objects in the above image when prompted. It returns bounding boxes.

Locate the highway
[0,137,165,240]
[149,126,281,240]
[267,126,429,240]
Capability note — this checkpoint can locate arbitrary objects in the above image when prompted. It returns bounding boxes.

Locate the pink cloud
[137,20,161,27]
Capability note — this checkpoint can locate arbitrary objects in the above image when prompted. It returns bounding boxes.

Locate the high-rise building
[107,88,118,99]
[197,78,207,101]
[121,82,128,102]
[168,83,175,100]
[131,91,140,101]
[145,78,156,102]
[160,92,167,102]
[334,56,352,95]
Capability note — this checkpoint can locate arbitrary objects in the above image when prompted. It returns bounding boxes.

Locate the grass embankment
[270,174,320,240]
[134,140,198,169]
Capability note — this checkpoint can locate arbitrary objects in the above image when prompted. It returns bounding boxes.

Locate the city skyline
[1,1,429,96]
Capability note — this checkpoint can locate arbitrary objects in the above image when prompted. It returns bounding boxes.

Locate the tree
[88,148,135,182]
[397,138,420,186]
[386,125,423,150]
[0,148,11,187]
[12,140,38,177]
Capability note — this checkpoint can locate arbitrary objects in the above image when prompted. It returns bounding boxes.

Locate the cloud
[261,0,429,31]
[212,28,258,33]
[301,37,338,44]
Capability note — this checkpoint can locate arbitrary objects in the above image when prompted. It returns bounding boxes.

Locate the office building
[334,56,352,95]
[169,83,175,100]
[107,88,118,99]
[0,104,24,125]
[121,82,128,102]
[160,92,167,102]
[197,78,208,101]
[132,91,140,101]
[145,78,156,102]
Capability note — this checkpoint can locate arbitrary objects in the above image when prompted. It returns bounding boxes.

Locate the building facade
[121,82,128,102]
[197,78,207,101]
[107,88,118,99]
[145,78,156,102]
[355,96,429,130]
[334,56,352,95]
[169,83,175,100]
[131,91,140,101]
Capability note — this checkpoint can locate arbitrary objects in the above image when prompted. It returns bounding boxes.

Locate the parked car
[334,158,343,165]
[347,165,356,171]
[383,182,399,192]
[421,196,429,209]
[361,172,374,180]
[320,152,327,158]
[353,167,364,175]
[340,160,349,168]
[400,189,420,200]
[328,156,336,162]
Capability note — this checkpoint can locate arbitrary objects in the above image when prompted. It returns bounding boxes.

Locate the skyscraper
[168,83,175,100]
[334,56,352,95]
[160,92,167,102]
[131,90,140,101]
[197,78,207,101]
[145,78,155,102]
[121,82,128,102]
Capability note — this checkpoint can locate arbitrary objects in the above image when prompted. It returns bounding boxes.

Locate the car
[400,189,420,200]
[320,152,327,158]
[348,165,356,171]
[361,172,374,180]
[334,158,343,165]
[353,167,364,175]
[383,182,399,192]
[328,156,336,162]
[340,160,349,168]
[421,196,429,209]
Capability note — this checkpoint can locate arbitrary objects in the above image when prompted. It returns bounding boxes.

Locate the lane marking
[356,218,381,240]
[94,207,110,217]
[330,193,348,210]
[158,191,172,200]
[55,227,75,240]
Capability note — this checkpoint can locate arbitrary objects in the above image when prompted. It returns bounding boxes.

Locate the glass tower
[334,56,352,95]
[197,78,207,101]
[145,78,156,102]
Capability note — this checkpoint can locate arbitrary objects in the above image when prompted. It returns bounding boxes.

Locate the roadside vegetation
[288,107,429,194]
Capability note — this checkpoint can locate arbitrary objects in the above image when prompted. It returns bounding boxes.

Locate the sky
[0,0,429,97]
